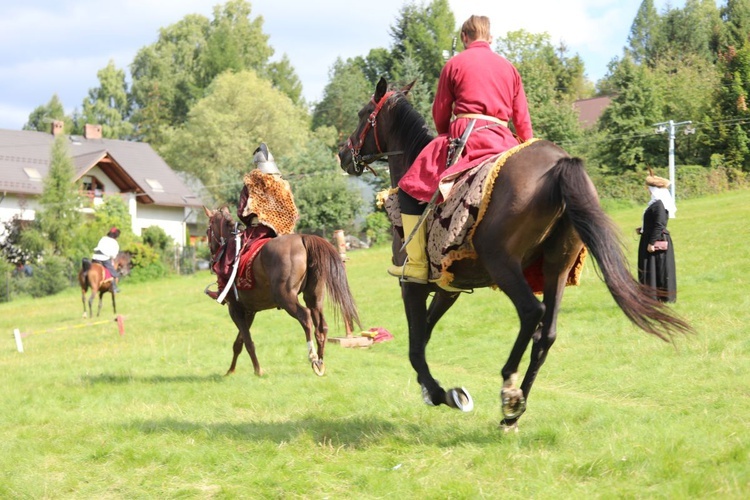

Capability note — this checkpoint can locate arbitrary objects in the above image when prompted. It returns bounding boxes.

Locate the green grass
[1,190,749,498]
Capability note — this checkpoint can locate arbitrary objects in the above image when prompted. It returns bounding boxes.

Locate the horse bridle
[346,90,403,175]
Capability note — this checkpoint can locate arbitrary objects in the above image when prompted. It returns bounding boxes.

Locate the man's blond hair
[461,15,491,42]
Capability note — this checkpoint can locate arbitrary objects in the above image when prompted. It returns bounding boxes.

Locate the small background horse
[205,206,360,376]
[78,252,132,318]
[339,78,691,429]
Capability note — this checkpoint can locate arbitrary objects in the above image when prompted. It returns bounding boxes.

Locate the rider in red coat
[390,15,534,286]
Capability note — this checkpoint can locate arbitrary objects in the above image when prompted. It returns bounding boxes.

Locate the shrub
[364,211,392,245]
[27,255,71,298]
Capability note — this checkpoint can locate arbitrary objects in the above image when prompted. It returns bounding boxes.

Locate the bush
[27,255,72,298]
[364,211,392,245]
[124,242,170,282]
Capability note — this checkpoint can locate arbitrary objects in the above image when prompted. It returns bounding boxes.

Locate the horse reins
[346,90,403,174]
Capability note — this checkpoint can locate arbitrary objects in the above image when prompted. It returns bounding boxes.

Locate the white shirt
[93,236,120,261]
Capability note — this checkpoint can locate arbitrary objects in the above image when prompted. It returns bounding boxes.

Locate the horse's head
[203,205,234,257]
[115,252,133,277]
[338,77,415,176]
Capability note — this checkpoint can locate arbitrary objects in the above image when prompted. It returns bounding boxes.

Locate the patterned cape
[241,169,298,235]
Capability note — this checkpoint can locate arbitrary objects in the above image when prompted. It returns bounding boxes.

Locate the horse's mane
[390,90,434,166]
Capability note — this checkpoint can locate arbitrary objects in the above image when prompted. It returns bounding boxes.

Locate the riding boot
[388,214,428,283]
[112,279,121,294]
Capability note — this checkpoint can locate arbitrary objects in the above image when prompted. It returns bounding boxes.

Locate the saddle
[213,225,274,293]
[381,140,587,293]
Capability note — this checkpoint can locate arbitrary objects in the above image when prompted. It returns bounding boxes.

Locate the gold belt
[455,113,508,127]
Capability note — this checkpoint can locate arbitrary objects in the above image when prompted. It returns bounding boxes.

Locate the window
[23,167,42,181]
[145,178,164,192]
[81,175,104,198]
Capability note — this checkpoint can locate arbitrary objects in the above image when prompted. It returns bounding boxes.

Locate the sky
[0,0,683,131]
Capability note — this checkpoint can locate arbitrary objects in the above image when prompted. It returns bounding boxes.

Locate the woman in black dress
[638,171,677,303]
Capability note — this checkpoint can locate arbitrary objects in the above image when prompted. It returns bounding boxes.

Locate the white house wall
[0,194,38,224]
[134,204,186,246]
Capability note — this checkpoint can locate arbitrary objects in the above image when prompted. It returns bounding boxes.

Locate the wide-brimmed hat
[645,167,670,188]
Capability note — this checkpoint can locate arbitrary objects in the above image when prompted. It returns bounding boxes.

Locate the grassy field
[1,190,749,498]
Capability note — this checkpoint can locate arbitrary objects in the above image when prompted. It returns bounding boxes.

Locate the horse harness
[346,90,403,174]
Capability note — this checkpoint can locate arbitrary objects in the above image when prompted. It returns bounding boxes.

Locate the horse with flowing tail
[78,252,132,318]
[204,206,361,377]
[338,78,692,430]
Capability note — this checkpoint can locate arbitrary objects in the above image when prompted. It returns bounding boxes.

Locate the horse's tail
[301,234,362,330]
[81,257,91,273]
[551,157,692,341]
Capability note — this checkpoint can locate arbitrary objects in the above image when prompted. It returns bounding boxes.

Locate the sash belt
[455,113,508,127]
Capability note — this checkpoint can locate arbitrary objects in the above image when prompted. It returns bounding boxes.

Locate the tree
[36,135,82,256]
[312,58,371,140]
[81,60,134,139]
[266,54,303,105]
[722,0,750,49]
[160,69,311,200]
[23,94,67,133]
[627,0,660,65]
[197,0,273,87]
[389,0,456,93]
[293,173,363,237]
[495,30,585,144]
[596,56,661,172]
[130,1,281,146]
[129,13,211,144]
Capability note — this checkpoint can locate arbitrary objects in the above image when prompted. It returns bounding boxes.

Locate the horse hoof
[446,387,474,412]
[500,421,519,433]
[312,360,325,376]
[501,387,527,420]
[421,381,439,406]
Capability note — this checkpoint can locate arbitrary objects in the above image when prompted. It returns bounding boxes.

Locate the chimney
[84,124,102,140]
[51,120,64,136]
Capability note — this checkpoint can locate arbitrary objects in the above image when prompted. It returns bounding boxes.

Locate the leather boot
[388,214,428,283]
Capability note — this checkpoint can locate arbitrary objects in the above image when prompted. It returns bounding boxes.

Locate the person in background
[637,170,677,303]
[390,14,533,284]
[93,227,122,293]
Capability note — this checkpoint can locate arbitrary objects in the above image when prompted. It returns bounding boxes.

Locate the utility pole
[653,120,694,200]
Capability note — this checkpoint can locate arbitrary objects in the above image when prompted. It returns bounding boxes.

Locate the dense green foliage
[1,191,748,497]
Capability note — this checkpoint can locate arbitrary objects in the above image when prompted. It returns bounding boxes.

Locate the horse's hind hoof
[446,387,474,412]
[311,360,325,376]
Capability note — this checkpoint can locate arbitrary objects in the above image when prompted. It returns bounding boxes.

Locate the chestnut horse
[338,78,691,429]
[78,252,132,318]
[205,206,360,376]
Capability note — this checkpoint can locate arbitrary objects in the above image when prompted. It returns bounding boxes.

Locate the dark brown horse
[205,206,360,377]
[338,78,691,429]
[78,252,132,318]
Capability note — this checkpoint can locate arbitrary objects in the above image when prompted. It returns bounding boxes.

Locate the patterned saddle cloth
[214,225,274,292]
[381,139,586,293]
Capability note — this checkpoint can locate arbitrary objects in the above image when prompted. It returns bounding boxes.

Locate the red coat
[399,41,533,202]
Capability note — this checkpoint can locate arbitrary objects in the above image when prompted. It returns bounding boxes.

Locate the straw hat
[645,167,670,188]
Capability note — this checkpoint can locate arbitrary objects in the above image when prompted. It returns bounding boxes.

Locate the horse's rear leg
[486,262,546,425]
[303,288,328,376]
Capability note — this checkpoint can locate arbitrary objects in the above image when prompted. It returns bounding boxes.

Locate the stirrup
[429,278,469,293]
[388,265,428,284]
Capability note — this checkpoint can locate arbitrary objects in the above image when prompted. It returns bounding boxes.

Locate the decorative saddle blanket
[214,225,274,292]
[381,139,587,293]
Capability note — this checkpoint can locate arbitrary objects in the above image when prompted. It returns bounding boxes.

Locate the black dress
[638,200,676,303]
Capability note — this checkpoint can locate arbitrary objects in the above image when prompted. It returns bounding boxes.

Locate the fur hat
[645,168,670,188]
